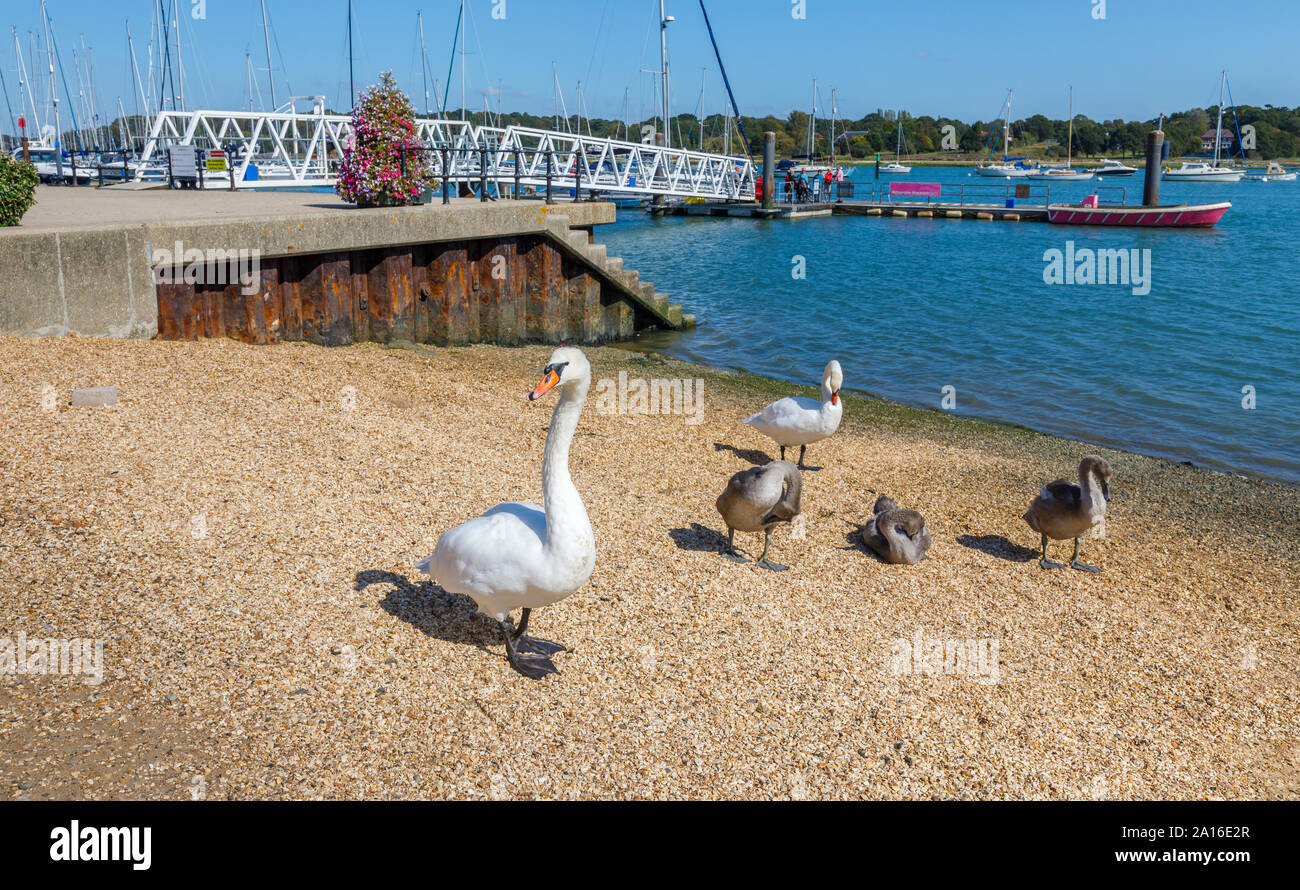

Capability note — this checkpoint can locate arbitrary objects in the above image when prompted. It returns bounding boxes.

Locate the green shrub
[0,152,39,226]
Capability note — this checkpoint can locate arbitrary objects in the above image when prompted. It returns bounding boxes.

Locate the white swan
[417,347,596,678]
[741,360,843,468]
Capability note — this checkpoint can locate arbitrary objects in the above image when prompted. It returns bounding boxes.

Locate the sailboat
[792,77,833,178]
[1162,71,1243,182]
[879,119,911,174]
[975,89,1032,177]
[1029,87,1093,181]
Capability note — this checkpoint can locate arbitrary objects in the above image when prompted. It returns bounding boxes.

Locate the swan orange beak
[529,368,561,401]
[831,390,840,405]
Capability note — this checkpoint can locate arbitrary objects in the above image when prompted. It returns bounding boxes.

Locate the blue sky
[5,0,1298,130]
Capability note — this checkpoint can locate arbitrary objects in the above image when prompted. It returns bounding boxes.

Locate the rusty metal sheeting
[155,234,678,346]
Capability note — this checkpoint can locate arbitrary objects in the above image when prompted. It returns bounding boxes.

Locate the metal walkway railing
[137,107,756,201]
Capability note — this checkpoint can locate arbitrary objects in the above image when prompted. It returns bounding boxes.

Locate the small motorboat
[1095,158,1138,176]
[1242,162,1297,182]
[1162,162,1243,182]
[1047,194,1230,227]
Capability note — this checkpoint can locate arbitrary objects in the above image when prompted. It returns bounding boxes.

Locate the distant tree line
[13,102,1299,161]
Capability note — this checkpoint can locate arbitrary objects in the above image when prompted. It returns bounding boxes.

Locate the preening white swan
[417,347,596,678]
[741,360,843,468]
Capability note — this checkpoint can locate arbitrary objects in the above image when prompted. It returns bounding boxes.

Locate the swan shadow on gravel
[955,534,1039,563]
[355,569,511,654]
[712,442,775,466]
[668,523,732,554]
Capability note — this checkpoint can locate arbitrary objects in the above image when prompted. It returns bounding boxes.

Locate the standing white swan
[741,360,843,468]
[417,347,596,679]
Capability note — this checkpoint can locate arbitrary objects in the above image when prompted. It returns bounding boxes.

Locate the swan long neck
[542,377,592,549]
[1079,466,1105,514]
[821,379,835,403]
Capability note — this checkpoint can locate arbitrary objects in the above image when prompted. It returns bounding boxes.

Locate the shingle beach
[1,337,1295,799]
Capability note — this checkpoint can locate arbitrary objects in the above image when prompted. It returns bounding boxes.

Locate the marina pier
[0,188,693,344]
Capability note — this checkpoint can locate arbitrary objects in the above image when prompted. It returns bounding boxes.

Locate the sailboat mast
[128,23,148,127]
[1067,86,1073,169]
[14,28,40,137]
[698,67,706,151]
[346,0,354,107]
[1214,70,1225,167]
[829,87,836,165]
[808,77,816,161]
[259,0,275,109]
[172,0,183,111]
[419,12,429,116]
[659,0,671,149]
[460,0,465,121]
[1004,90,1012,162]
[41,0,60,163]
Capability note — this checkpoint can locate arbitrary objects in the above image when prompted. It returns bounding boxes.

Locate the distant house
[1201,129,1236,152]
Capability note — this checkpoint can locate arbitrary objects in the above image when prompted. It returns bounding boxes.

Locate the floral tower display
[336,71,434,207]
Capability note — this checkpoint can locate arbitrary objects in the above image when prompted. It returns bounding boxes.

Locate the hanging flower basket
[336,71,433,208]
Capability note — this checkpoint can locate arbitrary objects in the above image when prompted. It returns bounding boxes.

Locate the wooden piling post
[762,132,776,210]
[1143,130,1163,207]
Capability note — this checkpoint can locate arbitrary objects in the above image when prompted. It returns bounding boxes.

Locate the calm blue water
[602,166,1300,484]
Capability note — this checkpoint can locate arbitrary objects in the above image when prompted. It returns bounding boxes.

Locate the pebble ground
[0,336,1295,800]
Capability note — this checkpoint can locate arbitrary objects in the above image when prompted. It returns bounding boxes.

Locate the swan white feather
[419,348,595,624]
[742,360,844,447]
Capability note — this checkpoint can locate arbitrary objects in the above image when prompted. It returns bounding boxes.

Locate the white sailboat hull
[975,165,1032,178]
[1027,170,1094,181]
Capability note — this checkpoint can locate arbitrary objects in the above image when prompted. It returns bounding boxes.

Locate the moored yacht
[1162,71,1243,183]
[1095,158,1138,176]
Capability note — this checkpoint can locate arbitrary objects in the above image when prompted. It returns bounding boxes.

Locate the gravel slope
[1,336,1295,800]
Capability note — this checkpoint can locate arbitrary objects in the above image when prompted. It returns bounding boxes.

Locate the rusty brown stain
[154,233,673,347]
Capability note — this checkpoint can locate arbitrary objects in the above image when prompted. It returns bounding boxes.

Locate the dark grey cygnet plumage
[861,495,932,565]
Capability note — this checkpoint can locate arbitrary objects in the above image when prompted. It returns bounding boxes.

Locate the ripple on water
[603,168,1300,484]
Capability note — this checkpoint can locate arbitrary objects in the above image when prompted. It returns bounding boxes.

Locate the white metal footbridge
[137,104,756,201]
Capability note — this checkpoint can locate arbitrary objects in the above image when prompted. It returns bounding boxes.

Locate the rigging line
[581,0,612,101]
[50,24,83,151]
[179,11,214,109]
[0,55,16,139]
[266,5,294,102]
[466,0,493,126]
[441,1,461,116]
[1224,75,1247,163]
[697,0,752,162]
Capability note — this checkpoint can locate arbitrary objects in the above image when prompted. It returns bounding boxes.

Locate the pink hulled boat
[1047,195,1230,228]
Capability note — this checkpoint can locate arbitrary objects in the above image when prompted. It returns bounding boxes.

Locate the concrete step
[664,304,684,327]
[604,256,623,274]
[584,243,607,263]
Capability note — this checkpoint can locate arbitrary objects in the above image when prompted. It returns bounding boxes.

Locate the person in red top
[823,169,833,200]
